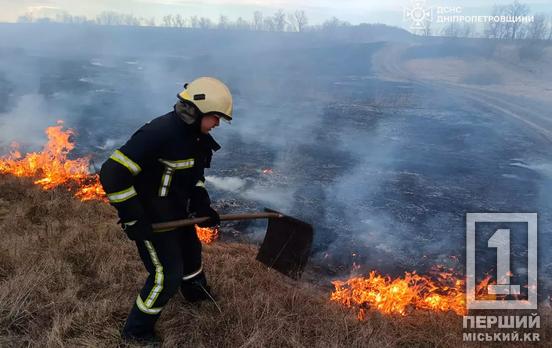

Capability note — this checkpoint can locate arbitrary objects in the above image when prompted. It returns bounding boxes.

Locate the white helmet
[178,77,233,122]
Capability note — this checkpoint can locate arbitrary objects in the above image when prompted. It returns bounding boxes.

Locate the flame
[262,168,273,174]
[331,268,494,318]
[195,225,219,244]
[0,121,105,201]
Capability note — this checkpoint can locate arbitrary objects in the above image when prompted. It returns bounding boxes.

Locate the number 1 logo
[466,213,537,310]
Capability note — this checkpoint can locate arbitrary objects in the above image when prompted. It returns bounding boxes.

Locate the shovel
[151,208,313,279]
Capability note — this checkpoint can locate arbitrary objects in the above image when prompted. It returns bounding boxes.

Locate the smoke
[1,24,550,295]
[206,175,293,209]
[206,175,246,192]
[0,94,60,150]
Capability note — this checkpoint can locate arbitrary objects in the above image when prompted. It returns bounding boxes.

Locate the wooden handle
[152,212,284,231]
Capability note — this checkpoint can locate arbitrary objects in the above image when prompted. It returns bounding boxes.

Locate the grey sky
[1,0,551,26]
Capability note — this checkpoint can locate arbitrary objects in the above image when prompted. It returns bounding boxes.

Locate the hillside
[0,23,413,58]
[0,175,550,347]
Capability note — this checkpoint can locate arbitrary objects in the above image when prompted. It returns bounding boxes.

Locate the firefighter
[99,77,232,343]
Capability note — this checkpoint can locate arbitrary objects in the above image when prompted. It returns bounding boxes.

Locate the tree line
[15,2,552,41]
[425,1,552,41]
[16,9,351,33]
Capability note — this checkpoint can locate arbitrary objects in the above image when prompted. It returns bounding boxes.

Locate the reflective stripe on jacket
[99,110,220,223]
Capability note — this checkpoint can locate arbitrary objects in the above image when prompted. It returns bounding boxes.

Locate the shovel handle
[152,212,284,231]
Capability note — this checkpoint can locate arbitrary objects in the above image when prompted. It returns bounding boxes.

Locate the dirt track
[372,42,552,142]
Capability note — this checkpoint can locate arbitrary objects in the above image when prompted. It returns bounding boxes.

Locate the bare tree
[484,1,530,39]
[30,11,89,24]
[548,16,552,40]
[72,15,89,24]
[95,12,140,26]
[321,16,350,31]
[217,15,228,29]
[526,13,547,40]
[422,19,432,36]
[485,4,506,39]
[506,1,530,39]
[294,10,308,32]
[273,9,286,31]
[55,12,73,24]
[198,17,213,29]
[235,17,250,30]
[461,23,474,38]
[263,17,275,31]
[286,13,298,32]
[123,14,140,26]
[96,11,125,26]
[253,11,263,31]
[174,14,185,27]
[162,14,173,27]
[322,17,341,31]
[442,23,460,37]
[189,16,199,28]
[139,17,156,27]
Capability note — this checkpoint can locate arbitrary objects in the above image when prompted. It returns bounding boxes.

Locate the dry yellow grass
[0,175,549,347]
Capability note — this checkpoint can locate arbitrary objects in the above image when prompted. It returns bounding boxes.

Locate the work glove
[194,205,220,228]
[190,186,220,227]
[121,218,154,241]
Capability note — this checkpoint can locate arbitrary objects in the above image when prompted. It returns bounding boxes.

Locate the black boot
[180,272,214,303]
[121,303,161,345]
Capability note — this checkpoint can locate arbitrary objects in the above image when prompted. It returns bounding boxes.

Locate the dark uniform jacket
[99,110,220,224]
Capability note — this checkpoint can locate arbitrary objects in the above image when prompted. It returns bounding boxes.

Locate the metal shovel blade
[151,208,313,279]
[256,208,313,279]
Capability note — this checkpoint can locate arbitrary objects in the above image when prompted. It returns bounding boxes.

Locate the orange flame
[0,121,105,201]
[195,225,219,244]
[331,268,494,318]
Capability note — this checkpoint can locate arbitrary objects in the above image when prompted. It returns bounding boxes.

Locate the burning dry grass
[0,175,550,347]
[0,121,104,201]
[331,270,466,318]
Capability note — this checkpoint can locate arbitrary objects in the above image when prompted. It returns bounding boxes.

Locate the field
[1,23,551,346]
[1,176,550,347]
